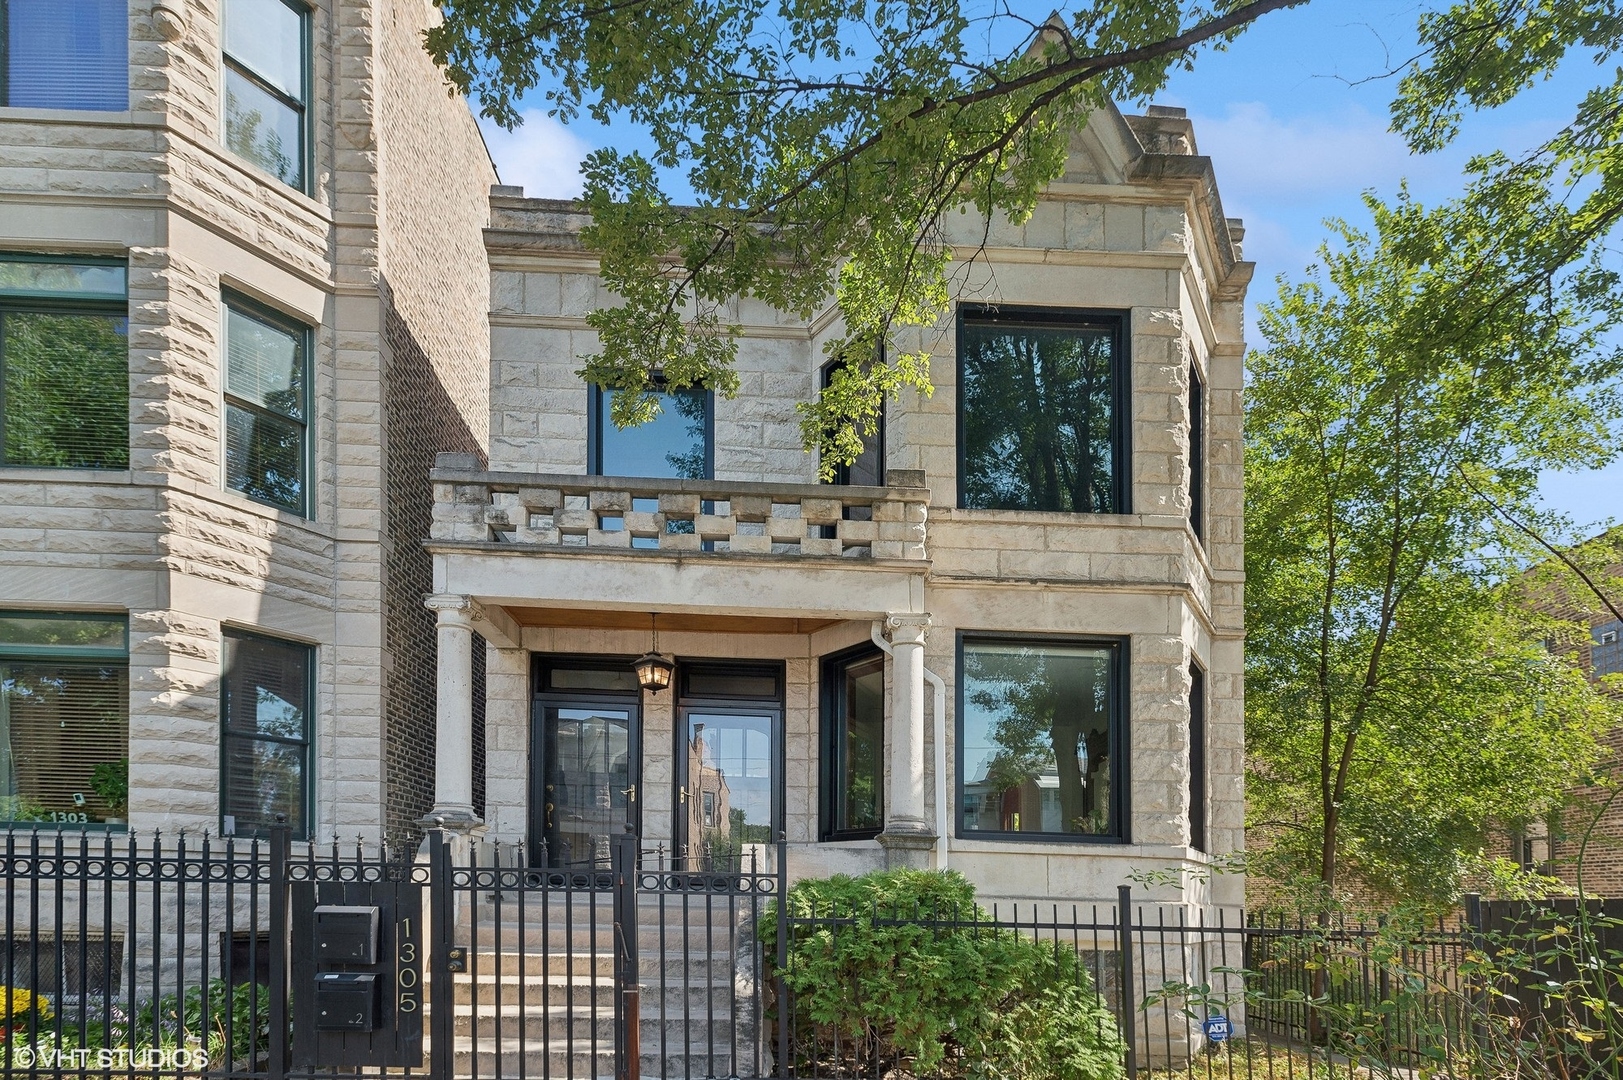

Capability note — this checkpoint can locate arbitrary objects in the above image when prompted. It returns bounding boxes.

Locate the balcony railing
[430,461,928,561]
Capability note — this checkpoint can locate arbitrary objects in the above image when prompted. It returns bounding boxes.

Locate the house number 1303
[396,917,419,1014]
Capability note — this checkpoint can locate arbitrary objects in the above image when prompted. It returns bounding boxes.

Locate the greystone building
[432,104,1250,911]
[1,0,1248,916]
[0,0,493,846]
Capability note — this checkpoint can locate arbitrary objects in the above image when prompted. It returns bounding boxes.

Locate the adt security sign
[1203,1015,1232,1042]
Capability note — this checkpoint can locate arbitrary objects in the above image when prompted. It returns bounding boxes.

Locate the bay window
[2,0,127,111]
[958,307,1127,513]
[223,293,309,514]
[222,0,309,191]
[0,612,129,827]
[220,628,312,839]
[0,255,128,469]
[820,647,884,840]
[957,636,1125,841]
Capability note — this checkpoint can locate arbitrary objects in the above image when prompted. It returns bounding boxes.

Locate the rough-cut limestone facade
[447,106,1248,907]
[0,0,494,842]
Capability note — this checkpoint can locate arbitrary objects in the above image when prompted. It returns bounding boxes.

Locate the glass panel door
[532,705,636,868]
[680,711,777,868]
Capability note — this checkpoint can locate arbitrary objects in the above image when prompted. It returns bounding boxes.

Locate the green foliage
[428,0,1303,472]
[135,979,272,1064]
[0,796,52,823]
[0,980,271,1069]
[1,311,128,469]
[1244,176,1623,906]
[764,869,1125,1079]
[1157,897,1623,1080]
[90,759,128,816]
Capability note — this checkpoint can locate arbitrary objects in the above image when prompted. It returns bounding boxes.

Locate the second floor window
[223,294,309,514]
[820,356,885,487]
[591,380,712,479]
[222,0,308,191]
[0,255,128,469]
[3,0,127,110]
[1594,621,1623,677]
[958,307,1127,513]
[1189,359,1205,541]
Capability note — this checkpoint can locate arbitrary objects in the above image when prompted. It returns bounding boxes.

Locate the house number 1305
[397,918,419,1014]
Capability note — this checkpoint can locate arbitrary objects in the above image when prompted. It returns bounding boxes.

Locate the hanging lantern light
[632,613,674,692]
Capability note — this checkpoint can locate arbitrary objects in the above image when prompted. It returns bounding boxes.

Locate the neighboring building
[429,104,1250,908]
[0,0,494,845]
[1520,529,1623,894]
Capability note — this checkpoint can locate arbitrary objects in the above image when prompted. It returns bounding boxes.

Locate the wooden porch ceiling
[505,606,842,635]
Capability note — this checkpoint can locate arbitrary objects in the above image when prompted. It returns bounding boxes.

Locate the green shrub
[136,979,271,1064]
[763,869,1126,1080]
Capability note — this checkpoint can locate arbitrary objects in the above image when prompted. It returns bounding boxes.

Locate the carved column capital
[425,593,479,629]
[885,612,931,646]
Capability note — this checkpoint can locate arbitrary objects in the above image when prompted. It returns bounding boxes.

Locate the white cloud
[478,110,593,199]
[1190,101,1428,204]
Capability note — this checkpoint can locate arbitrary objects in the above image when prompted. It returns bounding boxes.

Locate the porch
[425,457,939,881]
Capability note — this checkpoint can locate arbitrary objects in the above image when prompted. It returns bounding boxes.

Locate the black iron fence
[0,825,1603,1079]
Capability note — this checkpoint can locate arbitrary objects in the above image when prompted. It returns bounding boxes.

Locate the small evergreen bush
[764,869,1126,1079]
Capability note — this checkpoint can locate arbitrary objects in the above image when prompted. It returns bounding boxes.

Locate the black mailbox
[314,905,379,965]
[314,972,380,1031]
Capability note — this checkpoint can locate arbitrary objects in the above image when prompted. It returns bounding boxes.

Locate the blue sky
[476,0,1622,535]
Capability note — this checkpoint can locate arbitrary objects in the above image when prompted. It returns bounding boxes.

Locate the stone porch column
[423,593,482,831]
[879,612,935,868]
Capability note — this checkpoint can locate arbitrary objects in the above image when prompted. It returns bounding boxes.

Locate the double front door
[529,656,782,869]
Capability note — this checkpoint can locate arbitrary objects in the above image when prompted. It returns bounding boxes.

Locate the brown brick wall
[1552,715,1623,896]
[375,0,495,843]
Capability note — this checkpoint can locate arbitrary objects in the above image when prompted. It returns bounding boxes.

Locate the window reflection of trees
[963,643,1114,836]
[664,387,709,479]
[225,85,297,186]
[2,312,128,468]
[961,321,1118,513]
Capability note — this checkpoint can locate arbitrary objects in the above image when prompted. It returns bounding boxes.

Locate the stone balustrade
[430,459,928,561]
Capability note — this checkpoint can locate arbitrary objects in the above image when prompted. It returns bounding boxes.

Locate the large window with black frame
[0,612,129,827]
[957,636,1126,841]
[0,255,129,469]
[1189,661,1207,853]
[821,646,885,840]
[1189,357,1206,542]
[221,0,310,191]
[957,306,1128,513]
[591,378,713,479]
[220,628,312,839]
[820,356,885,488]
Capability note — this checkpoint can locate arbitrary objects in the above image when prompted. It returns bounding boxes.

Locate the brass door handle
[679,786,691,804]
[620,785,636,802]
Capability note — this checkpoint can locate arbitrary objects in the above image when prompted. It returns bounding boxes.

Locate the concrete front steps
[444,893,765,1079]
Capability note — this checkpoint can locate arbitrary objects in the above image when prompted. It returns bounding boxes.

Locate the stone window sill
[0,466,133,485]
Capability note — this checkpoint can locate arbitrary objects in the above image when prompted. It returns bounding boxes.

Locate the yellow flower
[0,987,52,1022]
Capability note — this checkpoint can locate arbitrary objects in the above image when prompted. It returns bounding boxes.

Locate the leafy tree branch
[428,0,1304,473]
